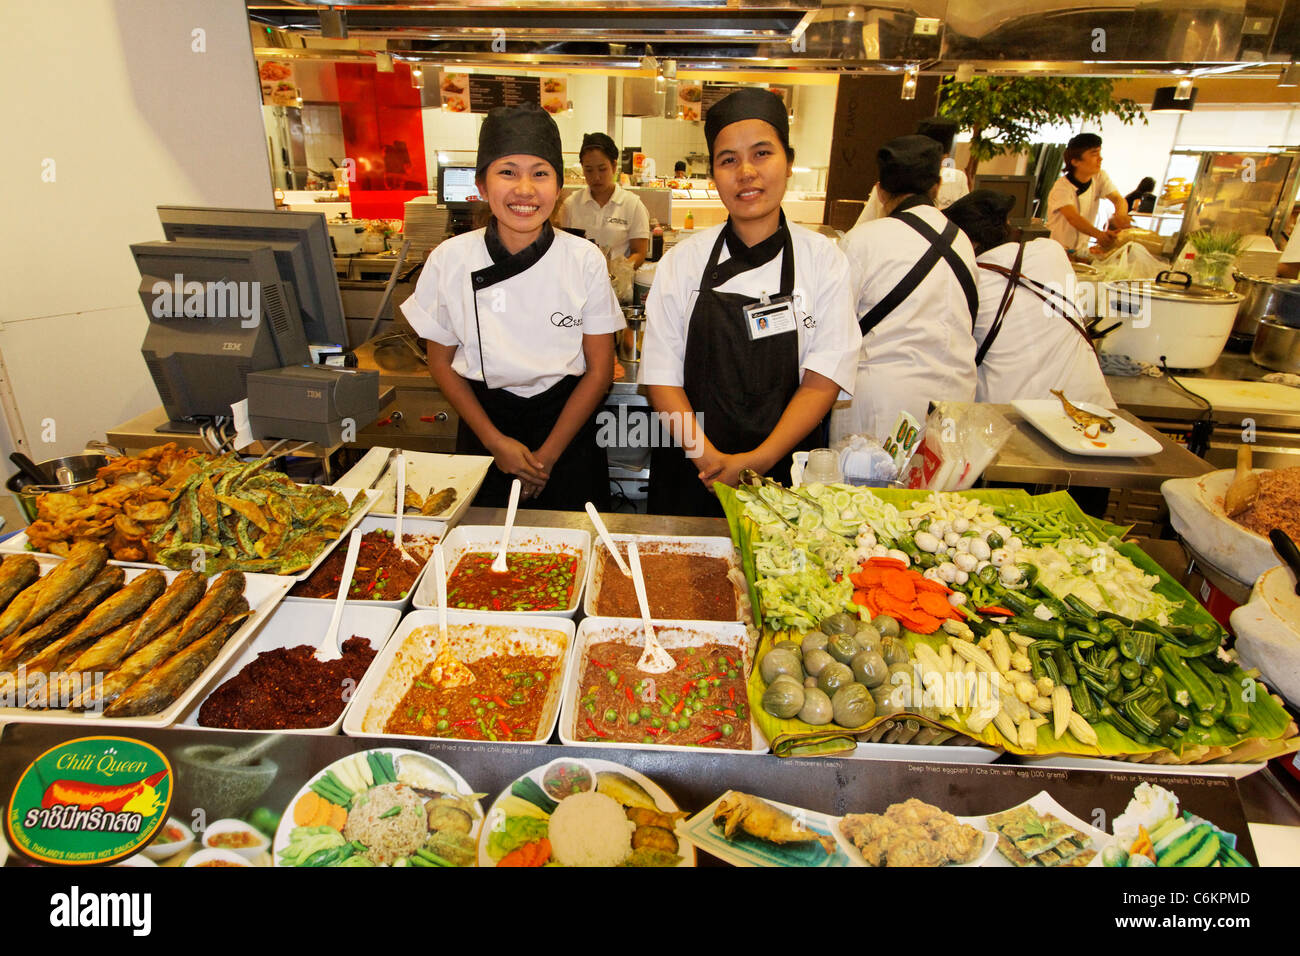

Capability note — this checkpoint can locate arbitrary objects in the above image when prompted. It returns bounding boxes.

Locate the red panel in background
[336,62,429,221]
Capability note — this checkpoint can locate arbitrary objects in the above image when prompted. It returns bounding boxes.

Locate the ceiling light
[901,63,918,100]
[1279,63,1300,87]
[1174,77,1194,99]
[1151,85,1197,112]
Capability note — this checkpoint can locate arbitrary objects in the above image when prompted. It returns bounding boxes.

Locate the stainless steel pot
[1232,273,1300,339]
[618,305,645,363]
[5,453,108,523]
[1252,317,1300,374]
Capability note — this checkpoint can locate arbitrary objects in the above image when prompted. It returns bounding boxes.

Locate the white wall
[0,0,272,461]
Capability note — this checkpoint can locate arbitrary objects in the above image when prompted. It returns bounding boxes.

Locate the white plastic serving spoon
[395,453,413,563]
[491,478,522,573]
[433,542,448,644]
[628,541,675,674]
[585,501,630,577]
[316,528,363,662]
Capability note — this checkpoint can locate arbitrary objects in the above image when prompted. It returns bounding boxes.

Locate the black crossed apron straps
[647,215,809,518]
[858,195,979,336]
[978,250,1099,364]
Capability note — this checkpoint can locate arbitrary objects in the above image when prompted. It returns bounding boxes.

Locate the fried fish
[713,790,835,854]
[17,542,110,634]
[0,566,126,669]
[0,555,40,615]
[120,570,205,659]
[421,487,457,516]
[24,570,168,675]
[177,570,244,645]
[1050,389,1116,434]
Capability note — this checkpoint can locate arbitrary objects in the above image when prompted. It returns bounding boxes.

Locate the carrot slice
[881,569,916,603]
[899,609,942,634]
[917,591,955,618]
[849,571,868,588]
[852,589,870,608]
[858,566,885,587]
[865,557,907,570]
[913,577,951,594]
[293,791,320,827]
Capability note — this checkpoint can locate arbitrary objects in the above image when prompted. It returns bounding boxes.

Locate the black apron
[455,221,610,512]
[648,214,814,517]
[858,194,979,336]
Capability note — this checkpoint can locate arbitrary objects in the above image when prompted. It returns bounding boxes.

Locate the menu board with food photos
[701,83,790,120]
[468,75,542,113]
[677,82,703,122]
[259,60,299,107]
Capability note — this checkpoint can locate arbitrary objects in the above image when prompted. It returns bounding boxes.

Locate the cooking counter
[1106,352,1300,431]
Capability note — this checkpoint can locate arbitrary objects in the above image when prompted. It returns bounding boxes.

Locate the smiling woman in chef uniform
[401,103,625,510]
[638,88,861,517]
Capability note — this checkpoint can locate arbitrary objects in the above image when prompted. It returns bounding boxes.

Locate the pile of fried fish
[0,543,251,717]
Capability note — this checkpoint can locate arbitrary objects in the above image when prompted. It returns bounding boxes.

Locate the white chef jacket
[559,185,651,259]
[1047,169,1118,255]
[973,238,1115,408]
[400,226,624,398]
[638,220,861,396]
[853,166,970,228]
[833,204,979,441]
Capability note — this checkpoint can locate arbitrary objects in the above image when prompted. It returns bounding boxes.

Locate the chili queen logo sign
[6,736,172,865]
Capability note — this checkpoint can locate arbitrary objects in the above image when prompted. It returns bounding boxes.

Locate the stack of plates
[403,197,450,257]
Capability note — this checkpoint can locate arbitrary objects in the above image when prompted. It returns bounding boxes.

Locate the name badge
[744,295,797,341]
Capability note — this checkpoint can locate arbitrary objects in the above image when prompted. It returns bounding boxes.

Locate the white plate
[273,748,483,867]
[177,601,403,735]
[680,793,852,867]
[476,757,694,867]
[282,514,446,609]
[1012,753,1266,780]
[980,790,1108,867]
[0,486,380,582]
[333,448,491,526]
[582,534,746,623]
[1162,469,1277,587]
[1012,399,1162,458]
[411,524,591,618]
[0,556,292,729]
[832,805,998,868]
[342,609,573,744]
[558,616,766,755]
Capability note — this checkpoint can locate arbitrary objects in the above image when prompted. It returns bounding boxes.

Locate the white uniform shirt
[853,167,970,228]
[972,238,1115,408]
[1047,169,1118,255]
[834,204,979,441]
[559,185,651,259]
[638,221,861,396]
[400,227,624,398]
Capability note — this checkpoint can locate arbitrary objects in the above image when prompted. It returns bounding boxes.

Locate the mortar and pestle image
[175,736,282,821]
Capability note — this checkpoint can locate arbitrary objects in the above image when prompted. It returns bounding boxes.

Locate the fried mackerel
[103,604,250,717]
[0,555,40,614]
[714,791,836,854]
[0,566,126,670]
[19,542,109,636]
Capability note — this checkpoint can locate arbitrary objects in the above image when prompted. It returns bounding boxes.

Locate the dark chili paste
[290,529,430,600]
[197,637,376,729]
[594,547,736,621]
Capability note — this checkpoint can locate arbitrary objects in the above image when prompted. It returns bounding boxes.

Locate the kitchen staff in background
[674,160,689,178]
[1124,176,1157,213]
[402,104,624,510]
[560,132,651,268]
[1047,132,1132,258]
[833,135,979,442]
[639,88,861,517]
[944,190,1115,408]
[854,117,969,227]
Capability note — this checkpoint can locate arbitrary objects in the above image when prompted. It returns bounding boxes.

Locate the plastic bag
[831,434,898,484]
[608,253,634,305]
[901,403,1014,491]
[1090,242,1167,282]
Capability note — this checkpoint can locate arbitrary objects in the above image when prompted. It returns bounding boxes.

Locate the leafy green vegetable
[487,815,549,860]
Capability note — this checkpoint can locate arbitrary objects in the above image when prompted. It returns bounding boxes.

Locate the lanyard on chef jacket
[858,197,978,336]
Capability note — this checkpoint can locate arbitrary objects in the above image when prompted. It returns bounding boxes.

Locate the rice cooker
[1101,270,1241,369]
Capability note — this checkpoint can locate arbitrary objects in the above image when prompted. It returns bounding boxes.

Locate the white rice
[547,791,633,867]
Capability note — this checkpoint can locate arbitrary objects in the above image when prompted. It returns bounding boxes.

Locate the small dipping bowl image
[540,758,597,802]
[201,818,270,862]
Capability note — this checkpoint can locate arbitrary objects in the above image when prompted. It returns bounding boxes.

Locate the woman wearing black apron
[400,104,624,510]
[639,89,862,517]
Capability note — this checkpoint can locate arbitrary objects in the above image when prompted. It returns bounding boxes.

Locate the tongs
[739,469,853,542]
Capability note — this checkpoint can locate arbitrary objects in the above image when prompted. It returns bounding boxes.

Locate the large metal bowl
[5,453,107,522]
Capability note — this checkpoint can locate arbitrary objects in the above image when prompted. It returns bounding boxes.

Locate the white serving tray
[1012,398,1162,458]
[979,790,1109,867]
[282,514,446,610]
[1011,753,1265,780]
[342,608,574,745]
[0,486,380,583]
[332,447,491,526]
[558,616,767,755]
[176,601,403,735]
[0,557,292,729]
[582,533,743,622]
[411,524,591,619]
[1163,468,1277,587]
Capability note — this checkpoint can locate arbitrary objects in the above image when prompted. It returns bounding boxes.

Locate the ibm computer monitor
[972,174,1037,223]
[157,205,348,348]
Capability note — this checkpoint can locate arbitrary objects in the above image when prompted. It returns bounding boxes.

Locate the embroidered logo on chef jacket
[608,216,630,226]
[550,312,583,328]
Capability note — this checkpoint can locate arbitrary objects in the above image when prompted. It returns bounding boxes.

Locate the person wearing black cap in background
[401,103,624,510]
[1047,132,1132,258]
[831,134,979,442]
[853,116,969,227]
[639,88,861,517]
[943,190,1114,408]
[560,132,651,268]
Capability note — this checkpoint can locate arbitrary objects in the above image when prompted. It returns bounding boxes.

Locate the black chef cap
[476,103,564,181]
[916,116,958,155]
[877,134,942,197]
[1066,132,1103,152]
[944,189,1015,254]
[704,88,791,163]
[580,132,619,164]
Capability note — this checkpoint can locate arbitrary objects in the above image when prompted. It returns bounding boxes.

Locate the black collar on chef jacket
[472,218,556,289]
[1065,171,1093,196]
[710,210,790,287]
[889,192,936,216]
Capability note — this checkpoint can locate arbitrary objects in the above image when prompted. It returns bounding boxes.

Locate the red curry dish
[445,551,579,612]
[384,653,559,741]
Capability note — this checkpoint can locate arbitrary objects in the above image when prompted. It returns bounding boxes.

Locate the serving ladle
[315,528,363,663]
[491,478,522,573]
[628,541,675,674]
[586,501,630,577]
[432,541,474,685]
[1224,444,1260,518]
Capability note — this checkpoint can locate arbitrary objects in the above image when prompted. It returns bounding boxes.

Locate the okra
[1217,672,1251,734]
[1188,659,1226,718]
[1157,646,1215,713]
[1063,593,1099,620]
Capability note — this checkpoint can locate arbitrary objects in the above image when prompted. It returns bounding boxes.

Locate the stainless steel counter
[1107,352,1300,431]
[463,506,728,539]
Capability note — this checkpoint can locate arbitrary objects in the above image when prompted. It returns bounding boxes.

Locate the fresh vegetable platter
[719,483,1299,764]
